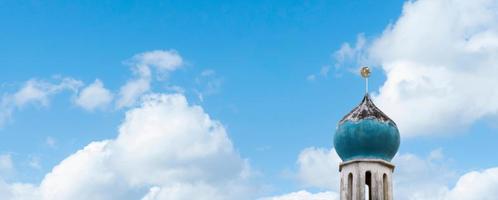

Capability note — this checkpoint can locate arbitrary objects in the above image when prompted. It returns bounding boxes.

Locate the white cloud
[392,150,456,200]
[0,180,38,200]
[0,154,14,175]
[117,50,184,108]
[39,140,132,200]
[117,78,150,108]
[444,167,498,200]
[334,34,368,69]
[259,148,341,200]
[13,78,82,108]
[3,142,497,200]
[13,81,49,107]
[332,0,498,137]
[75,79,113,111]
[260,190,339,200]
[395,164,498,200]
[265,147,498,200]
[140,182,255,200]
[395,151,498,200]
[0,77,83,127]
[296,147,341,190]
[0,93,257,200]
[131,50,184,72]
[195,69,223,102]
[306,66,332,81]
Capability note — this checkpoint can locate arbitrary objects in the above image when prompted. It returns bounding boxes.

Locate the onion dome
[334,94,400,162]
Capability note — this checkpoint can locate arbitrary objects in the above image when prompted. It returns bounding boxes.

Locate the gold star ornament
[360,66,371,78]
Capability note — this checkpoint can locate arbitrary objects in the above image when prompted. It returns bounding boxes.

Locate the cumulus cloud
[259,148,340,200]
[331,0,498,137]
[259,148,341,200]
[260,190,339,200]
[334,34,369,69]
[395,163,498,200]
[263,147,498,200]
[296,147,341,190]
[8,138,495,200]
[117,78,150,108]
[0,180,38,200]
[371,0,498,136]
[131,50,184,72]
[75,79,113,111]
[308,34,368,82]
[444,167,498,200]
[13,78,82,107]
[0,93,257,200]
[0,77,83,127]
[394,154,498,200]
[392,149,456,199]
[117,50,184,108]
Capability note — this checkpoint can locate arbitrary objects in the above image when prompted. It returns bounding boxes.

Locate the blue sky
[1,0,498,199]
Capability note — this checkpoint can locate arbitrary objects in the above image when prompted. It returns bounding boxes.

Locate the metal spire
[360,66,371,94]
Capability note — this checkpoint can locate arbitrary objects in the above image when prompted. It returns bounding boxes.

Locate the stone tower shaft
[339,159,394,200]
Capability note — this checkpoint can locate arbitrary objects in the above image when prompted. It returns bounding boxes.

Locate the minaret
[334,67,400,200]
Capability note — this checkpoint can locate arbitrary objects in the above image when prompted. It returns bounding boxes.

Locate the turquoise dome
[334,94,400,162]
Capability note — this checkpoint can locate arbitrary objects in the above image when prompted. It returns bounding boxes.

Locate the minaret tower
[334,67,400,200]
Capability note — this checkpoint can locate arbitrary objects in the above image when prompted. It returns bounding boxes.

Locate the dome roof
[334,94,400,162]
